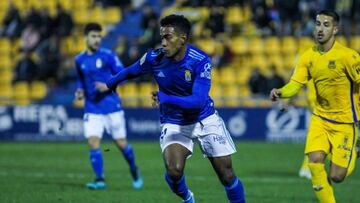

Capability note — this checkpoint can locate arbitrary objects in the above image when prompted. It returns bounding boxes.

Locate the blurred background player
[96,14,246,203]
[74,23,143,190]
[270,10,360,203]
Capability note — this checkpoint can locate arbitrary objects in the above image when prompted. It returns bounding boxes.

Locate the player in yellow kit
[270,10,360,203]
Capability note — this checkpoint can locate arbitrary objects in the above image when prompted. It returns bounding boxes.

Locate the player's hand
[75,88,84,100]
[95,82,109,92]
[151,91,159,108]
[278,101,289,112]
[270,88,281,101]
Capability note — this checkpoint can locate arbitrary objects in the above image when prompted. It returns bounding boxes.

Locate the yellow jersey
[306,79,316,111]
[291,41,360,123]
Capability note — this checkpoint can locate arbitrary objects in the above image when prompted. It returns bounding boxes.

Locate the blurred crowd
[1,0,359,100]
[1,2,74,83]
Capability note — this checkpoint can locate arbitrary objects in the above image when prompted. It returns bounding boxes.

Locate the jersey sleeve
[108,52,124,74]
[290,53,310,84]
[75,59,85,90]
[106,50,157,90]
[344,50,360,83]
[195,57,212,87]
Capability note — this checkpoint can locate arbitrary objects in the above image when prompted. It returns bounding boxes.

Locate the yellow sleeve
[279,80,303,98]
[290,53,310,84]
[344,50,360,83]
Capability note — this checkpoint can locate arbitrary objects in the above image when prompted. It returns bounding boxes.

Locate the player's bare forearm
[75,88,84,100]
[94,82,109,93]
[151,91,160,108]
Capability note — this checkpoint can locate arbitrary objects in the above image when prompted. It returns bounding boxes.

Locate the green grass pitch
[0,142,359,203]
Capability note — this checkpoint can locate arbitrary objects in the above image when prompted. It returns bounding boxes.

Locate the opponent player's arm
[271,53,309,100]
[344,51,360,83]
[158,79,210,109]
[279,80,303,98]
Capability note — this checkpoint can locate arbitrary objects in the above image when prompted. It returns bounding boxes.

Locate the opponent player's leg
[160,124,195,203]
[299,155,312,179]
[109,111,143,189]
[308,151,335,203]
[306,115,335,203]
[84,113,106,189]
[198,113,245,203]
[328,122,358,182]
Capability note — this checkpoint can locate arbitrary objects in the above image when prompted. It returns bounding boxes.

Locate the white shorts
[84,111,127,139]
[160,112,237,157]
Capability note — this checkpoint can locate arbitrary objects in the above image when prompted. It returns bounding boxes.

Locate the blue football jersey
[140,44,215,124]
[75,48,124,114]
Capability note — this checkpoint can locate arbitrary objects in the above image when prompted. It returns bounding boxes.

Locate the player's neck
[317,37,335,53]
[173,45,187,62]
[86,48,97,55]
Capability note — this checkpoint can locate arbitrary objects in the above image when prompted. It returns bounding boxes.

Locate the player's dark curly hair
[84,23,102,35]
[317,10,340,25]
[160,14,191,40]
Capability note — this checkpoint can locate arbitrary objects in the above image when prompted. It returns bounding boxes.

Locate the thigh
[196,114,236,157]
[329,122,357,168]
[84,113,105,139]
[107,111,127,139]
[305,115,330,155]
[160,123,195,155]
[163,143,192,173]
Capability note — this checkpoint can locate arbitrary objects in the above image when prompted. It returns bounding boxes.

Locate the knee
[220,169,235,186]
[88,137,100,149]
[330,173,346,183]
[166,164,184,180]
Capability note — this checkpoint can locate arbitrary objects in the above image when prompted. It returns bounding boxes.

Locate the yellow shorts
[305,115,358,168]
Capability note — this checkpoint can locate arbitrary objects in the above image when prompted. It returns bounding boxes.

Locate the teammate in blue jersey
[96,15,245,203]
[74,23,143,190]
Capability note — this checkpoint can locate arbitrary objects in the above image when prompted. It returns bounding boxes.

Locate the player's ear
[333,25,338,35]
[180,34,186,45]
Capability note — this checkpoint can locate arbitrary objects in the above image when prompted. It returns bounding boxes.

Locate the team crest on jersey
[96,58,102,68]
[185,69,191,81]
[328,60,336,69]
[140,53,147,66]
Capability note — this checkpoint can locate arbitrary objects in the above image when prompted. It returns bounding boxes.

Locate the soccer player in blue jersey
[74,23,143,190]
[95,15,245,203]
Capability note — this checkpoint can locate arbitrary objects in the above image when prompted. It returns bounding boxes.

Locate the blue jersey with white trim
[141,44,215,124]
[75,48,123,114]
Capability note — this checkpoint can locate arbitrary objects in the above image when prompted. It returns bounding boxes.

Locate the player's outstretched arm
[106,62,144,91]
[270,80,303,101]
[75,88,84,100]
[157,79,210,109]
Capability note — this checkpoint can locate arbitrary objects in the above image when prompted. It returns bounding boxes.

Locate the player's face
[86,31,102,52]
[160,26,186,58]
[314,14,338,44]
